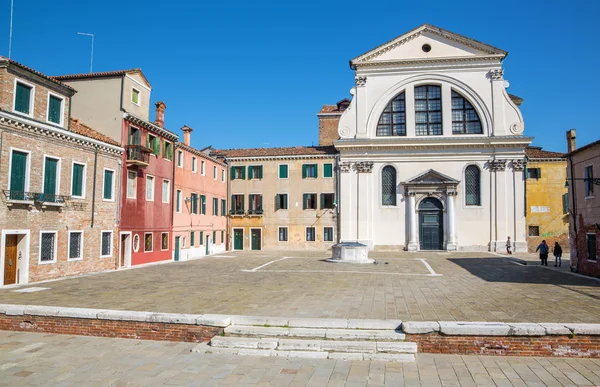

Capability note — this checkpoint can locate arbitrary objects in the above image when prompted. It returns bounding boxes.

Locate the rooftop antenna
[8,0,14,58]
[77,32,94,73]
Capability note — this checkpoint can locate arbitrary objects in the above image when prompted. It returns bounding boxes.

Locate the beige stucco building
[216,147,338,251]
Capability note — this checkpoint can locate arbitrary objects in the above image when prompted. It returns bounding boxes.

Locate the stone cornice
[353,55,505,70]
[176,143,228,167]
[225,154,336,162]
[124,113,179,142]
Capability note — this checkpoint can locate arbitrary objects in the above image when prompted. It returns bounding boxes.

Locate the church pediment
[351,24,507,68]
[404,169,460,185]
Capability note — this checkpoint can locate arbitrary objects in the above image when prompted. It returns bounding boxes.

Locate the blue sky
[1,0,598,152]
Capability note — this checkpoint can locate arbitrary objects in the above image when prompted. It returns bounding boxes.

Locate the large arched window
[465,165,481,206]
[382,166,397,205]
[452,91,482,134]
[376,92,406,136]
[415,85,442,136]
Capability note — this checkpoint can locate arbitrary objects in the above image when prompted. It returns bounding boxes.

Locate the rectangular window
[213,231,216,244]
[42,156,60,202]
[231,194,244,214]
[303,193,317,210]
[201,160,206,175]
[415,85,442,136]
[147,134,160,156]
[71,162,86,198]
[40,232,56,263]
[128,126,141,145]
[191,193,198,214]
[103,169,115,201]
[587,234,597,260]
[562,193,569,214]
[221,199,226,216]
[132,88,140,105]
[68,231,83,261]
[279,164,288,179]
[127,171,137,198]
[9,149,29,200]
[191,231,195,247]
[323,163,333,178]
[192,157,197,173]
[201,195,207,215]
[47,94,63,125]
[176,190,182,212]
[163,141,173,161]
[585,166,594,196]
[249,194,263,213]
[526,168,541,179]
[306,227,316,242]
[302,164,317,178]
[249,165,263,179]
[213,198,219,216]
[177,150,183,167]
[101,231,112,257]
[324,227,334,242]
[144,233,153,252]
[279,227,288,242]
[146,175,155,201]
[162,233,169,250]
[222,169,225,182]
[221,231,224,244]
[528,226,540,237]
[231,166,245,180]
[321,193,335,209]
[14,81,33,115]
[162,180,170,203]
[213,166,217,180]
[200,231,204,245]
[275,193,288,210]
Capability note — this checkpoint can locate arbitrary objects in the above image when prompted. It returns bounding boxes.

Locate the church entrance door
[419,197,443,250]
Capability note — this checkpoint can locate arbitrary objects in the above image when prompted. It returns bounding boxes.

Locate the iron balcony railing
[126,145,152,165]
[229,209,245,216]
[247,209,264,215]
[35,193,70,204]
[3,190,37,202]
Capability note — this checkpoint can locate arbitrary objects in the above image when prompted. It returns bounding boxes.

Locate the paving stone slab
[97,310,152,322]
[439,322,511,336]
[196,314,231,327]
[347,319,402,330]
[321,340,377,353]
[278,339,322,351]
[402,321,440,334]
[285,350,329,359]
[325,329,405,341]
[237,348,280,357]
[539,323,572,335]
[211,336,279,350]
[230,315,289,327]
[57,307,105,319]
[376,342,418,354]
[147,313,199,325]
[288,318,349,329]
[327,352,364,361]
[22,305,62,316]
[363,353,416,362]
[225,325,289,337]
[506,323,546,336]
[564,323,600,335]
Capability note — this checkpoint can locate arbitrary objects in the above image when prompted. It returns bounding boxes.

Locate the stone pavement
[2,331,600,387]
[1,251,599,322]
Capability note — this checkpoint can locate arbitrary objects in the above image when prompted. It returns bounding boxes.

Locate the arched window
[382,166,397,205]
[376,92,406,136]
[452,91,482,134]
[465,165,481,206]
[415,85,442,136]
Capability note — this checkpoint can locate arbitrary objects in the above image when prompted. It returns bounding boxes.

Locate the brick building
[172,126,228,260]
[524,146,568,252]
[0,57,123,286]
[566,129,600,277]
[318,99,350,146]
[54,70,178,267]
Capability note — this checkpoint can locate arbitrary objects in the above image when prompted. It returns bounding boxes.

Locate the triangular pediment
[351,24,507,67]
[404,169,459,185]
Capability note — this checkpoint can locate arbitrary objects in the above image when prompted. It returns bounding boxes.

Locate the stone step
[210,336,417,354]
[224,325,406,341]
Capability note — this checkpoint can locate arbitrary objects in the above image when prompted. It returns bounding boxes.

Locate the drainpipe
[335,153,341,243]
[91,145,98,228]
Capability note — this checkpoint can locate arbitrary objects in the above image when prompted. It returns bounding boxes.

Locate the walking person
[536,240,549,266]
[506,236,512,255]
[553,242,563,267]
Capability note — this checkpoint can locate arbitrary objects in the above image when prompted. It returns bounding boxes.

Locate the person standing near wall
[506,236,512,255]
[536,240,549,266]
[553,242,563,267]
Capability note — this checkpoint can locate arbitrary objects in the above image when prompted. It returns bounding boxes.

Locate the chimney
[155,101,166,128]
[181,125,193,146]
[566,129,576,153]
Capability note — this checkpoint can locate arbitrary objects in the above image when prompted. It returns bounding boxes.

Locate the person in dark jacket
[536,240,549,266]
[553,242,563,267]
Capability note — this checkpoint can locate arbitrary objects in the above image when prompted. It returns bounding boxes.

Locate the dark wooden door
[419,198,443,250]
[251,229,261,251]
[174,237,180,261]
[234,230,243,250]
[4,235,18,285]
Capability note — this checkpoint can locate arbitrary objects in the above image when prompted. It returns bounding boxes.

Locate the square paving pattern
[1,251,599,322]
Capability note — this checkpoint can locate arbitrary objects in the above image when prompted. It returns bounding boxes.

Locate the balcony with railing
[35,193,70,206]
[125,145,152,167]
[247,208,264,216]
[3,190,37,206]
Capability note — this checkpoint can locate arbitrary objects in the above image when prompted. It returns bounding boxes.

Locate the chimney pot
[181,125,193,146]
[155,101,166,128]
[566,129,576,153]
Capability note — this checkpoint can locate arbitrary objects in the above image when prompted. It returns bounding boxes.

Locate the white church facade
[329,24,531,252]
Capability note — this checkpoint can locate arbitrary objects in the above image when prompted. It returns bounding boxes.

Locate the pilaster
[407,192,418,251]
[339,161,356,241]
[356,161,373,248]
[446,191,457,251]
[489,69,506,136]
[355,76,368,139]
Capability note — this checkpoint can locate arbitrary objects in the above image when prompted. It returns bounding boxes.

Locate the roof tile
[215,146,337,158]
[526,146,565,159]
[70,118,121,147]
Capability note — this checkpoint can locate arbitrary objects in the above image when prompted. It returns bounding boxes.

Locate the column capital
[406,191,417,197]
[355,161,374,173]
[446,191,458,196]
[511,159,527,171]
[489,69,504,80]
[339,162,353,173]
[489,159,507,172]
[355,76,367,87]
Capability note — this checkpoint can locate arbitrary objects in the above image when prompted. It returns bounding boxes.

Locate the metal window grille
[69,232,82,259]
[451,91,482,134]
[279,228,288,241]
[101,232,111,256]
[465,166,481,206]
[324,227,333,242]
[40,233,55,262]
[306,227,316,241]
[377,92,406,136]
[381,166,397,205]
[162,233,169,250]
[528,226,540,237]
[145,233,153,251]
[415,85,442,136]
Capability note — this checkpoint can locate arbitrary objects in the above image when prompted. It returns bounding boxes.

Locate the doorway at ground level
[419,197,444,251]
[251,229,262,251]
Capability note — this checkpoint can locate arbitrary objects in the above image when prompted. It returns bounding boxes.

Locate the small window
[132,88,140,105]
[382,166,397,206]
[249,194,263,213]
[200,195,207,215]
[103,169,114,201]
[144,233,153,252]
[200,231,204,245]
[323,163,333,178]
[191,231,195,247]
[68,231,83,261]
[14,81,33,115]
[306,227,316,242]
[465,165,481,206]
[275,194,288,210]
[201,160,206,175]
[128,126,141,145]
[321,193,335,209]
[133,234,140,252]
[221,199,226,216]
[176,190,182,212]
[585,166,594,196]
[324,227,334,242]
[71,162,86,198]
[279,227,288,242]
[231,194,244,214]
[213,231,216,244]
[415,85,442,136]
[302,164,317,178]
[231,166,246,180]
[249,166,263,179]
[377,92,406,136]
[528,226,540,237]
[161,232,169,250]
[562,193,569,214]
[40,232,57,263]
[162,142,173,160]
[147,134,160,156]
[222,169,225,182]
[146,175,155,201]
[587,234,597,260]
[127,171,137,198]
[303,193,317,210]
[422,44,432,53]
[279,164,289,179]
[192,157,197,173]
[177,151,183,167]
[162,180,170,203]
[47,94,63,125]
[526,168,541,180]
[101,231,113,257]
[221,231,224,244]
[213,197,219,216]
[214,165,217,180]
[190,193,198,214]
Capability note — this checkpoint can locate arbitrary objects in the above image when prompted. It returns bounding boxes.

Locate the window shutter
[230,166,236,180]
[248,166,253,179]
[241,166,246,179]
[303,194,307,210]
[241,195,245,211]
[10,151,27,192]
[562,193,569,214]
[258,166,263,179]
[48,96,62,124]
[275,194,280,210]
[283,194,287,209]
[15,83,31,114]
[302,165,307,179]
[314,165,318,178]
[320,193,324,209]
[324,164,332,178]
[146,134,150,148]
[258,195,262,211]
[537,168,542,179]
[104,170,113,199]
[43,158,58,196]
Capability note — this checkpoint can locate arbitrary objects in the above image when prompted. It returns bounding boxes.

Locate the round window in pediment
[422,44,432,53]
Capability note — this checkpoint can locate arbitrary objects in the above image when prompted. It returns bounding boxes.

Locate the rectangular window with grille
[279,227,288,242]
[306,227,316,242]
[587,234,597,260]
[528,226,540,237]
[162,233,169,250]
[144,233,153,252]
[71,162,86,198]
[68,231,83,261]
[40,232,56,263]
[324,227,334,242]
[101,231,112,257]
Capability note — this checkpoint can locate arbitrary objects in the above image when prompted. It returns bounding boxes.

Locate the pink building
[172,126,228,260]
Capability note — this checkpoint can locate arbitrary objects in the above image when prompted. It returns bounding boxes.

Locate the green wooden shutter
[248,166,254,179]
[320,193,324,209]
[258,195,263,211]
[303,194,307,210]
[324,164,332,178]
[71,164,84,197]
[231,195,235,211]
[48,95,62,124]
[279,164,288,179]
[15,83,31,114]
[191,232,195,246]
[230,166,236,180]
[200,231,204,245]
[10,151,27,192]
[283,194,287,209]
[103,170,113,199]
[275,194,280,210]
[146,134,150,148]
[43,158,58,200]
[201,195,206,214]
[314,164,318,178]
[241,195,245,211]
[168,143,173,160]
[562,193,569,214]
[241,166,246,179]
[258,166,263,179]
[302,165,307,179]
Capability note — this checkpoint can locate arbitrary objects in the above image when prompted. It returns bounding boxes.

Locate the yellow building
[525,146,569,252]
[216,146,337,251]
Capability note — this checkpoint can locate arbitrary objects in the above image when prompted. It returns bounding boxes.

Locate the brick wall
[573,214,600,278]
[318,116,341,146]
